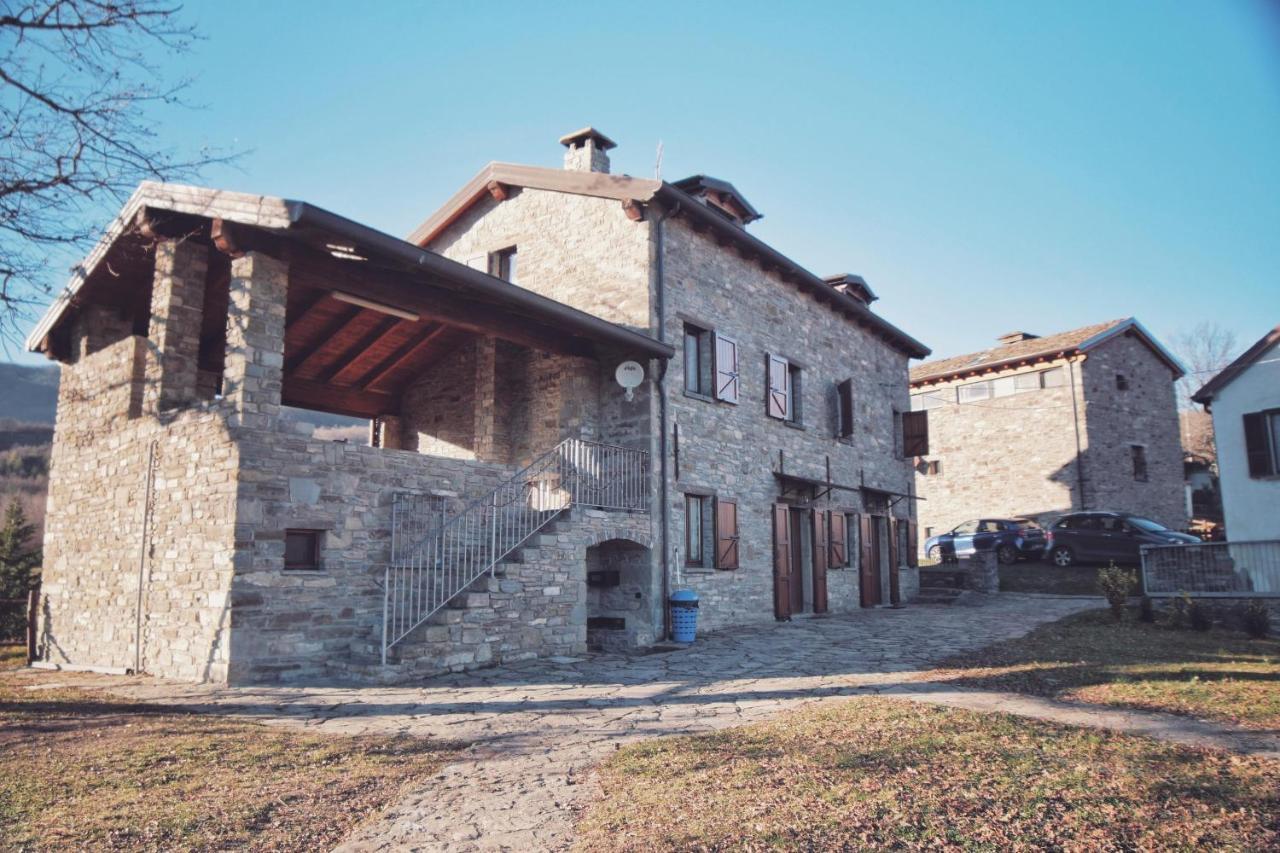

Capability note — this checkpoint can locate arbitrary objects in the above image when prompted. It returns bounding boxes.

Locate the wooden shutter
[837,379,854,438]
[1244,412,1274,478]
[714,334,740,404]
[715,499,739,569]
[812,511,829,614]
[902,410,929,457]
[858,514,876,607]
[829,512,847,568]
[772,504,792,619]
[766,354,790,419]
[888,519,902,605]
[907,520,919,568]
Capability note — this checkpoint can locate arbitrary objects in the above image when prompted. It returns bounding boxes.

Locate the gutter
[652,200,680,641]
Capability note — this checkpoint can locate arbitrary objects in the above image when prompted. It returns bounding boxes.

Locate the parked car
[924,518,1047,565]
[1045,511,1200,567]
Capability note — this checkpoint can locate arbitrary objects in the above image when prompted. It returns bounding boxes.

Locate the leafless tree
[1171,321,1240,412]
[0,1,232,346]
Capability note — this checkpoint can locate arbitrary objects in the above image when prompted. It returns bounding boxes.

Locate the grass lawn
[576,697,1279,851]
[928,609,1280,731]
[998,560,1144,596]
[0,646,459,851]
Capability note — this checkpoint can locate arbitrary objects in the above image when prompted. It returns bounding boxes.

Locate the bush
[1243,601,1271,639]
[1188,599,1212,632]
[1139,596,1155,623]
[1096,564,1137,620]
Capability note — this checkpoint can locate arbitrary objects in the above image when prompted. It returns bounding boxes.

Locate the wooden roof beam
[361,325,453,392]
[285,305,363,375]
[319,315,405,386]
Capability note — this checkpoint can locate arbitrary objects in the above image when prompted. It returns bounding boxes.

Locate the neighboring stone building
[27,127,930,684]
[910,319,1187,553]
[1193,325,1280,542]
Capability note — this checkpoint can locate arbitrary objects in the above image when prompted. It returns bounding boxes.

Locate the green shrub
[1139,596,1155,623]
[1096,564,1138,621]
[1243,601,1271,639]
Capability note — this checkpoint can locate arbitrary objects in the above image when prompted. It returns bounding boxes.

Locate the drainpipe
[652,200,680,640]
[1068,355,1087,509]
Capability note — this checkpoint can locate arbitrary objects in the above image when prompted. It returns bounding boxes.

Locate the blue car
[925,518,1047,565]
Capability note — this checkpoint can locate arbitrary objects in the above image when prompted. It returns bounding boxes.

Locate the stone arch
[585,536,654,652]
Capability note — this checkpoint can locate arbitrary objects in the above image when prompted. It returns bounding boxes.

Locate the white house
[1193,325,1280,542]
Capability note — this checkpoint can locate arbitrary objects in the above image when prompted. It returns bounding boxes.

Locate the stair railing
[382,437,648,663]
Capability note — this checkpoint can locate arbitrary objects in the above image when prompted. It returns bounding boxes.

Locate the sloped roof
[1192,325,1280,405]
[910,318,1184,385]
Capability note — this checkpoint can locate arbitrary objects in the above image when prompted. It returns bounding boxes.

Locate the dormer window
[672,175,762,227]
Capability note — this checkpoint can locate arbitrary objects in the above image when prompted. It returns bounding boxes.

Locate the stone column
[144,239,209,413]
[223,251,288,429]
[473,336,498,460]
[965,549,1000,594]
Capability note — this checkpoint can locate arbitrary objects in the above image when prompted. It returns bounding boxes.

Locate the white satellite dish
[615,361,644,401]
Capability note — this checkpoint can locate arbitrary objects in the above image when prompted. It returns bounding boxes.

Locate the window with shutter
[829,511,848,568]
[715,499,739,569]
[684,494,707,566]
[836,379,854,438]
[713,334,740,404]
[766,354,790,419]
[1243,410,1279,478]
[683,323,711,396]
[902,410,929,457]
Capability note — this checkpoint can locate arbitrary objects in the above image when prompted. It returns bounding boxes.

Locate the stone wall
[1079,333,1186,528]
[912,358,1087,542]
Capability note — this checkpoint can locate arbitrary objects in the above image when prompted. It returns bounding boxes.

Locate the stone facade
[912,328,1186,547]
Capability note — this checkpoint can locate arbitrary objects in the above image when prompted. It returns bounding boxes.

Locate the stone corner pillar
[223,251,288,429]
[965,549,1000,594]
[144,238,209,414]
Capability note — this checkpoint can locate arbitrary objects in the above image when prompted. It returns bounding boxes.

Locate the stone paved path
[89,594,1100,851]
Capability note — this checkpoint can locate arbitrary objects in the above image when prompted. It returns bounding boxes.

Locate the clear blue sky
[9,0,1279,367]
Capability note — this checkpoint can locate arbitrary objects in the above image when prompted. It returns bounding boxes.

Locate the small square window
[1041,367,1067,388]
[284,529,323,570]
[1130,445,1148,482]
[489,246,518,283]
[1116,373,1129,391]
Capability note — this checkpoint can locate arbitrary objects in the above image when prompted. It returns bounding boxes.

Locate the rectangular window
[923,460,941,475]
[715,499,739,569]
[1131,445,1148,482]
[1041,366,1067,388]
[1013,372,1041,392]
[992,376,1017,398]
[284,529,322,571]
[786,363,803,423]
[684,494,707,566]
[911,392,944,411]
[1115,373,1129,391]
[957,381,992,403]
[902,410,930,457]
[488,246,518,283]
[713,334,740,404]
[683,323,711,396]
[766,353,790,419]
[836,379,854,438]
[1243,409,1280,478]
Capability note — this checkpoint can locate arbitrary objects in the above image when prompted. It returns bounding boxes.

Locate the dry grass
[576,697,1280,851]
[0,647,459,851]
[928,609,1280,730]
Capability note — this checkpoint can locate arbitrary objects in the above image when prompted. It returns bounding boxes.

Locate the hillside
[0,363,59,424]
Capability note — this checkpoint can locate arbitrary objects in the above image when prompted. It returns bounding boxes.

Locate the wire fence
[1140,540,1280,598]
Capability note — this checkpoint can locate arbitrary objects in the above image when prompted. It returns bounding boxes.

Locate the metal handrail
[382,438,648,662]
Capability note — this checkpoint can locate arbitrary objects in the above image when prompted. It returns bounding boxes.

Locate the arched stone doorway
[585,538,653,652]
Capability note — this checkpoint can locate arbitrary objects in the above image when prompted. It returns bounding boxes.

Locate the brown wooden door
[772,504,792,620]
[812,510,829,614]
[859,514,879,607]
[788,509,804,611]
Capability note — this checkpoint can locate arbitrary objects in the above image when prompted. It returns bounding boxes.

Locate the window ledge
[682,390,714,403]
[682,568,717,576]
[784,420,806,431]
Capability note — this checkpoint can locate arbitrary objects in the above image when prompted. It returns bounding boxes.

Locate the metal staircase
[382,438,648,663]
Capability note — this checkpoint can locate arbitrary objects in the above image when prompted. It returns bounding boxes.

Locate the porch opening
[586,538,652,652]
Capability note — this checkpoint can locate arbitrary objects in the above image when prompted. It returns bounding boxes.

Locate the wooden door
[788,509,805,611]
[859,514,879,607]
[812,510,829,614]
[772,504,792,620]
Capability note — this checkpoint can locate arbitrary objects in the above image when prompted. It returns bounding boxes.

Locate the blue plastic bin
[670,588,700,643]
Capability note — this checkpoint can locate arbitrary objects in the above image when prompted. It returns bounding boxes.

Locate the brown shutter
[767,354,789,419]
[812,510,829,614]
[829,512,847,568]
[837,379,854,438]
[888,519,902,605]
[907,520,919,568]
[902,410,929,457]
[715,499,739,569]
[858,513,876,607]
[772,504,792,619]
[714,334,740,404]
[1244,412,1274,478]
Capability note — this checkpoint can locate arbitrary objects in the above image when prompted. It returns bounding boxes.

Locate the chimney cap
[997,331,1040,345]
[558,126,617,150]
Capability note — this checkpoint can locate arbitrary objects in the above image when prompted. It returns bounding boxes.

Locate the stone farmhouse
[909,319,1187,550]
[26,127,931,684]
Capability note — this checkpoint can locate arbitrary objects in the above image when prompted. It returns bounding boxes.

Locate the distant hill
[0,363,59,424]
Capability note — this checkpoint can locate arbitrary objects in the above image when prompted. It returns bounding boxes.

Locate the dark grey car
[1045,511,1199,567]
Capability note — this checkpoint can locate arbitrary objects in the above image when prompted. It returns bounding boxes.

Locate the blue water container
[670,588,700,643]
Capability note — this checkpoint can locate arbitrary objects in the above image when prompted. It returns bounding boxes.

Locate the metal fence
[1141,540,1280,598]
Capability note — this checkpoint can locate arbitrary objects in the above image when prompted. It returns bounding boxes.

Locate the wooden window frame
[836,378,855,439]
[713,333,740,404]
[488,246,518,283]
[683,322,713,399]
[766,353,790,420]
[683,493,708,567]
[284,529,323,571]
[1243,409,1280,479]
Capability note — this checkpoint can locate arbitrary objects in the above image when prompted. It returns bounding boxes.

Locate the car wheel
[1050,546,1075,568]
[927,545,942,562]
[996,544,1019,565]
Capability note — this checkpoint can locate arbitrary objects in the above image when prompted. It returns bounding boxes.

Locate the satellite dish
[615,361,644,401]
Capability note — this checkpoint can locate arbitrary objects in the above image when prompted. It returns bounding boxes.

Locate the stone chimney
[559,126,616,173]
[997,331,1040,345]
